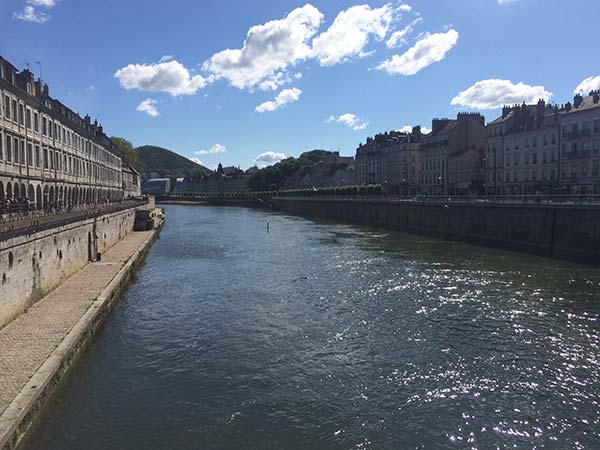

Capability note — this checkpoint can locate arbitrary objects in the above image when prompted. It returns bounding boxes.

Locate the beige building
[559,91,600,194]
[122,163,141,198]
[421,113,486,196]
[485,100,560,195]
[0,56,122,210]
[356,127,423,195]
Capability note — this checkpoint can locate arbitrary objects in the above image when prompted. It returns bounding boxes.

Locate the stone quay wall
[272,197,600,264]
[0,208,136,329]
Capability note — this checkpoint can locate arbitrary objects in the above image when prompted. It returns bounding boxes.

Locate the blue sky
[2,0,599,169]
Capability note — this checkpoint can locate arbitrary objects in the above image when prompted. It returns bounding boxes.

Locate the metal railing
[0,199,149,237]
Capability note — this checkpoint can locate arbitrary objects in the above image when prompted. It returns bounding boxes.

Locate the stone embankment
[272,197,600,264]
[0,208,163,450]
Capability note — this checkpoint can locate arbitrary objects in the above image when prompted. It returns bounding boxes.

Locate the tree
[111,137,144,172]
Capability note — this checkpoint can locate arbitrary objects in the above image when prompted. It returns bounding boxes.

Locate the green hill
[246,149,333,191]
[136,145,209,180]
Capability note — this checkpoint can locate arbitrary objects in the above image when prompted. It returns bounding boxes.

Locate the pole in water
[267,222,270,233]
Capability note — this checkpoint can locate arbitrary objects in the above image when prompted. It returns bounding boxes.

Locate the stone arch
[21,183,26,200]
[0,181,4,202]
[28,184,35,203]
[36,185,42,209]
[49,186,55,208]
[6,182,13,200]
[43,185,49,208]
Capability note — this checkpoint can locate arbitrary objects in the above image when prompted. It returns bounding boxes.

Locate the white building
[0,56,123,210]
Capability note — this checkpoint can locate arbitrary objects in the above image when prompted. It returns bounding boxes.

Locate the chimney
[565,102,572,112]
[432,118,450,134]
[592,91,600,104]
[412,125,421,136]
[42,83,49,97]
[84,114,91,125]
[502,105,511,118]
[573,93,583,108]
[34,78,43,97]
[98,124,103,134]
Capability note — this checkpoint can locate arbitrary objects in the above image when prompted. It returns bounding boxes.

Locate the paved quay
[0,226,158,448]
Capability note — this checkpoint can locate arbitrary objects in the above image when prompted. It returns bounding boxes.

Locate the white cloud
[311,4,395,66]
[254,151,287,167]
[202,4,323,90]
[255,87,302,113]
[498,0,517,5]
[189,157,204,165]
[326,113,368,131]
[136,99,160,117]
[115,60,208,96]
[14,0,56,23]
[159,55,174,63]
[450,79,552,110]
[29,0,56,5]
[386,17,422,49]
[397,125,431,134]
[377,29,459,75]
[574,75,600,94]
[195,144,226,155]
[13,5,50,23]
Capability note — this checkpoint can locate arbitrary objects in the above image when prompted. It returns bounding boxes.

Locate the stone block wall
[0,209,136,329]
[272,198,600,264]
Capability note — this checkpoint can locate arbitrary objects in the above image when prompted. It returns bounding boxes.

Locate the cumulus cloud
[189,157,204,165]
[574,75,600,94]
[254,151,287,167]
[255,88,302,113]
[136,99,160,117]
[386,17,422,49]
[451,79,552,109]
[203,4,323,91]
[377,29,459,76]
[195,144,226,155]
[13,0,57,23]
[311,4,395,66]
[115,60,209,96]
[397,125,431,134]
[326,113,368,131]
[13,5,50,23]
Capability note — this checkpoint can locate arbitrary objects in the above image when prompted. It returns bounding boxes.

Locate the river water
[24,205,600,450]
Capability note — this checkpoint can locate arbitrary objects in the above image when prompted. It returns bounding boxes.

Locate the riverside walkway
[0,223,159,449]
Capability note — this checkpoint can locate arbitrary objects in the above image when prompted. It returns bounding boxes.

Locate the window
[26,109,32,129]
[583,121,590,132]
[43,148,48,169]
[19,105,24,125]
[532,153,537,164]
[0,132,2,160]
[27,143,32,166]
[551,134,556,145]
[593,161,599,177]
[572,143,578,153]
[34,112,39,132]
[533,137,537,147]
[6,135,11,161]
[35,145,40,167]
[42,117,47,135]
[594,139,600,154]
[525,153,530,165]
[13,138,19,164]
[594,119,600,133]
[12,99,17,121]
[4,95,10,119]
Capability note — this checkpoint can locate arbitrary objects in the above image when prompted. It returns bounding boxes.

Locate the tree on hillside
[111,137,144,172]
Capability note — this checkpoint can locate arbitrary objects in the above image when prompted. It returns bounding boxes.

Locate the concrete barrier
[272,197,600,264]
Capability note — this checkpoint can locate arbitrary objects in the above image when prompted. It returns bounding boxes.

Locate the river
[23,205,600,449]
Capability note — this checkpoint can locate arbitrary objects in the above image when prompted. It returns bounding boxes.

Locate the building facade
[122,163,141,198]
[0,56,123,210]
[356,127,423,195]
[559,92,600,194]
[485,100,560,195]
[421,113,486,196]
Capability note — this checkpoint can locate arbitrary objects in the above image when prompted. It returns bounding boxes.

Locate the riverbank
[0,212,163,450]
[272,197,600,265]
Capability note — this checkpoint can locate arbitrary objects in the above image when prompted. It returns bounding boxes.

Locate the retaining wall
[272,197,600,264]
[0,208,136,329]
